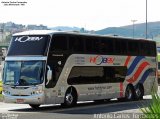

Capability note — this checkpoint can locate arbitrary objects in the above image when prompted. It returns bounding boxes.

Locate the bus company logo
[15,36,43,43]
[90,55,115,65]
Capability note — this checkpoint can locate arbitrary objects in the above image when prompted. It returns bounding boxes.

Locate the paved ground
[0,96,152,119]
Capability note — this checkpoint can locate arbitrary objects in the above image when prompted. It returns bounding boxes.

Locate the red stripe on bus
[120,82,123,97]
[124,56,131,66]
[127,62,150,83]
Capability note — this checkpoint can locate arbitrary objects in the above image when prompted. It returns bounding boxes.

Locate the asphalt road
[0,96,152,119]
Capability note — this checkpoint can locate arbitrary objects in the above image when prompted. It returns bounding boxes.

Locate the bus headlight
[35,90,43,94]
[3,90,10,95]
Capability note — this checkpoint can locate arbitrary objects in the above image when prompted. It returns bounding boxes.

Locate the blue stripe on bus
[127,56,145,76]
[139,69,152,84]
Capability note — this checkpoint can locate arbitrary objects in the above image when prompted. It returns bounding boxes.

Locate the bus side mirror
[2,56,5,61]
[46,66,52,85]
[47,70,52,81]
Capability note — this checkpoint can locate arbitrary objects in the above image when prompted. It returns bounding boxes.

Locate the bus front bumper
[2,93,45,104]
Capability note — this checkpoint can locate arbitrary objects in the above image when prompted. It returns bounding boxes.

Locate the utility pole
[131,20,137,39]
[146,0,148,39]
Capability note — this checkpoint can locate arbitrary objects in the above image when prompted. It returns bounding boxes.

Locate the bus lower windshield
[3,61,44,86]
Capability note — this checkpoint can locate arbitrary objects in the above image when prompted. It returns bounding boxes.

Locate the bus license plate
[16,99,24,103]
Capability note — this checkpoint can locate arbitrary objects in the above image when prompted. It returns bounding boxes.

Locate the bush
[140,93,160,118]
[0,81,2,94]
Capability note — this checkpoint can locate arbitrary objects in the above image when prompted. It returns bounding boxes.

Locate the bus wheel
[135,84,144,100]
[125,85,134,101]
[29,104,40,109]
[64,87,77,107]
[94,99,105,103]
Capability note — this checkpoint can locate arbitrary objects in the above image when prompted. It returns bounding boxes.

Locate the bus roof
[13,30,154,42]
[13,30,58,36]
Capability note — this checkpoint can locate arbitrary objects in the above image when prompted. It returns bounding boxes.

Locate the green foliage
[0,81,2,94]
[0,81,2,85]
[158,54,160,62]
[5,34,12,43]
[0,94,2,102]
[0,81,2,97]
[140,93,160,118]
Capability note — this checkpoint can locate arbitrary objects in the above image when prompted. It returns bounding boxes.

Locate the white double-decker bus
[2,30,158,109]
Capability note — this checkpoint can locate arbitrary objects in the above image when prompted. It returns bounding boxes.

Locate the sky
[0,0,160,30]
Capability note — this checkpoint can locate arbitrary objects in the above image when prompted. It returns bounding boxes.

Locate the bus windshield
[3,61,44,86]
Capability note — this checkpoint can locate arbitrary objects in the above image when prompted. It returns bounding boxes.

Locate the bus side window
[128,41,139,56]
[68,36,84,53]
[50,35,68,52]
[146,42,156,56]
[103,67,115,83]
[103,66,127,83]
[85,37,100,54]
[151,42,156,56]
[100,38,114,55]
[115,39,127,55]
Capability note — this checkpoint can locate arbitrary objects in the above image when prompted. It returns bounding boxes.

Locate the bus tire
[63,87,77,107]
[135,84,144,100]
[29,104,40,109]
[125,85,134,101]
[117,98,125,102]
[94,99,105,103]
[105,99,111,102]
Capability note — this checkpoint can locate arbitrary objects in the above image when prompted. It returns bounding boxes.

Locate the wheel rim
[136,88,141,98]
[126,87,132,99]
[135,85,143,99]
[65,93,73,105]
